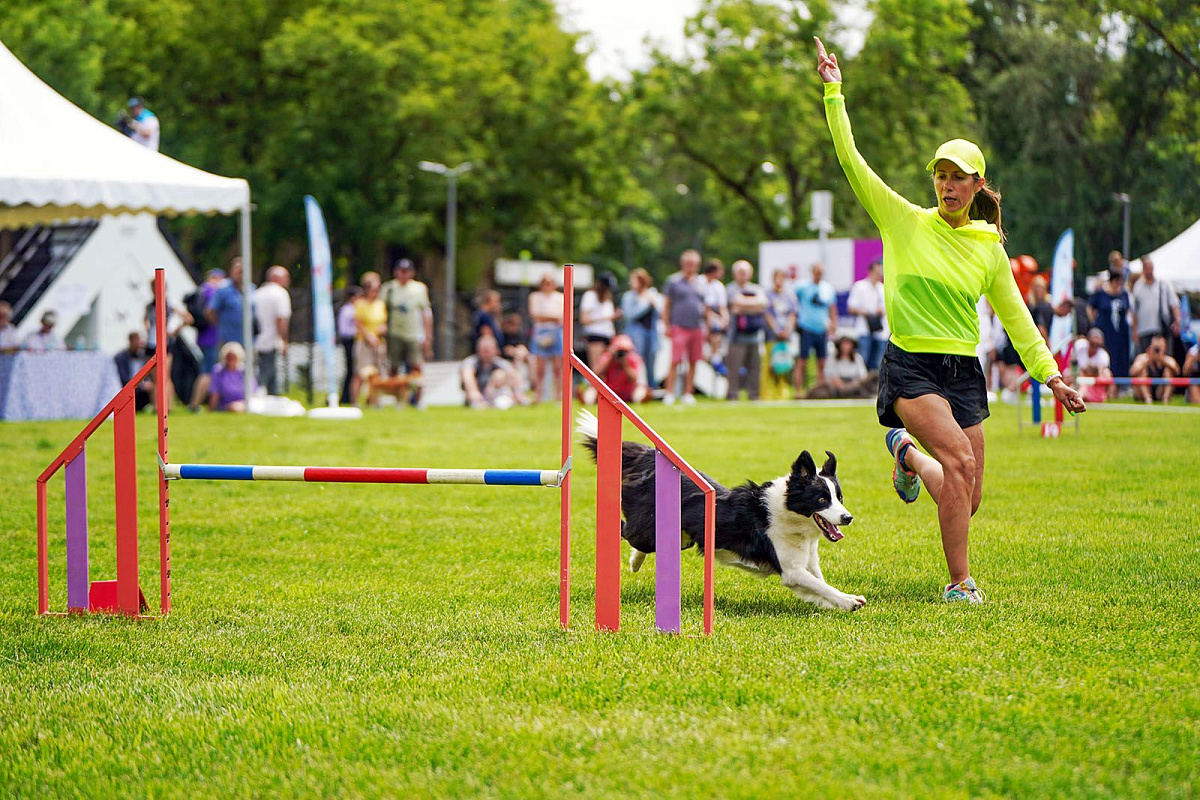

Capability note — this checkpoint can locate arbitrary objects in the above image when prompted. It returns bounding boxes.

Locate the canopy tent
[0,40,254,398]
[1129,217,1200,292]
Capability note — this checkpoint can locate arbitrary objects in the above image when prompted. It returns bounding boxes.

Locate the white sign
[758,238,856,292]
[494,259,594,289]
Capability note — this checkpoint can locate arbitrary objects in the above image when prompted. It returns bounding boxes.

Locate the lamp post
[1113,192,1131,260]
[420,160,473,360]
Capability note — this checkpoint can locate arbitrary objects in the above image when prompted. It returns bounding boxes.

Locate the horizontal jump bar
[1074,376,1199,387]
[161,462,563,487]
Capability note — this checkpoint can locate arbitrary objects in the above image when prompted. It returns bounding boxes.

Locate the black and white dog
[578,411,865,611]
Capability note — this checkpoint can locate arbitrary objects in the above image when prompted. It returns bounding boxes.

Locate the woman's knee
[940,446,977,489]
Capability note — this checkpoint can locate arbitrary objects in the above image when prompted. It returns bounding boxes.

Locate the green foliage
[1,404,1198,794]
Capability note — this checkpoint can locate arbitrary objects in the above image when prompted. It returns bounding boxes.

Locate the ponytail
[970,182,1005,243]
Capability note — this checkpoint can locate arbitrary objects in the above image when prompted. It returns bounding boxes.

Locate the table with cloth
[0,352,123,421]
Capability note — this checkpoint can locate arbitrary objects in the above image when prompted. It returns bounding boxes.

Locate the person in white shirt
[579,274,620,370]
[1074,327,1112,403]
[123,97,160,151]
[847,260,887,370]
[252,266,292,395]
[22,311,63,352]
[0,301,21,353]
[703,259,729,375]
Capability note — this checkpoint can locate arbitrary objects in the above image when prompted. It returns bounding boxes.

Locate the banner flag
[304,195,338,405]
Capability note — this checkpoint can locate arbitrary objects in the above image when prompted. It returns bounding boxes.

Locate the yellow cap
[926,139,986,177]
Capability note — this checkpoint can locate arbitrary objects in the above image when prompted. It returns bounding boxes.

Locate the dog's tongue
[825,528,844,542]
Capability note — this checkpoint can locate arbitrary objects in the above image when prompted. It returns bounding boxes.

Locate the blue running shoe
[885,428,921,503]
[943,577,985,604]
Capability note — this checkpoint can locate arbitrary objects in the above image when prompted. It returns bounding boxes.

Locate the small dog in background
[577,410,865,611]
[360,366,421,408]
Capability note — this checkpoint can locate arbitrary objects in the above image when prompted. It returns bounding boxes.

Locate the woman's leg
[894,396,985,584]
[550,355,562,400]
[586,340,606,370]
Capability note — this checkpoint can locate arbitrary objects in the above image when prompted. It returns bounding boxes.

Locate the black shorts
[586,334,612,346]
[876,343,989,429]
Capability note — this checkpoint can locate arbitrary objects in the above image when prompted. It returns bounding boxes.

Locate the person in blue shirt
[206,258,254,347]
[123,97,161,151]
[793,262,838,395]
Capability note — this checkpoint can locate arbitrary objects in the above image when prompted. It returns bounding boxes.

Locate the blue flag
[304,195,338,405]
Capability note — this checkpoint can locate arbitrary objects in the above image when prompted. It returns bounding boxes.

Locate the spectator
[381,258,433,405]
[1130,334,1180,404]
[498,311,531,379]
[209,342,252,412]
[764,269,798,400]
[252,265,292,396]
[185,269,225,411]
[593,333,649,403]
[724,259,767,401]
[461,335,525,409]
[703,259,729,377]
[1106,250,1127,281]
[23,311,63,352]
[121,97,160,151]
[472,290,503,348]
[1183,343,1200,404]
[206,257,251,347]
[580,274,620,369]
[793,262,837,396]
[1088,271,1133,379]
[351,271,387,405]
[114,331,153,411]
[847,260,887,370]
[662,249,706,405]
[1074,327,1113,404]
[1026,275,1054,346]
[620,268,661,387]
[527,272,564,403]
[807,336,875,399]
[1131,255,1181,356]
[0,301,19,353]
[337,286,363,405]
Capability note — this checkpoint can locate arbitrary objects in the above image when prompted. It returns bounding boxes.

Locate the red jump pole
[36,479,48,615]
[155,268,171,614]
[560,264,575,629]
[113,391,140,616]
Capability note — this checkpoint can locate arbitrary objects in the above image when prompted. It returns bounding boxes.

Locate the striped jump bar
[161,462,564,487]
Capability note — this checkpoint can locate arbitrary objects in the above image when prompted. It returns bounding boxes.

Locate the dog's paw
[628,550,646,573]
[831,592,866,611]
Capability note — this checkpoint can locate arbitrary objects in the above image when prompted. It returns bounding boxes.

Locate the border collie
[578,411,865,611]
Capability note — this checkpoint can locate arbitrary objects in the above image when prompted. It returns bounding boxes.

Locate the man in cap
[381,258,433,406]
[123,97,160,151]
[23,311,63,352]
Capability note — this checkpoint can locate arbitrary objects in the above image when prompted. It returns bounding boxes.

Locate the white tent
[0,40,255,395]
[1129,217,1200,292]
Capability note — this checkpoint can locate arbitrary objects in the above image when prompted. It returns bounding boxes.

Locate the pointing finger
[814,36,827,58]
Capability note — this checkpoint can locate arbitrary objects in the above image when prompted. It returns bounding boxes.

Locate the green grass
[1,401,1198,797]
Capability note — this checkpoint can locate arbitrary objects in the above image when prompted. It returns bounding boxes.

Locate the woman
[815,38,1085,604]
[208,342,252,412]
[527,272,564,403]
[579,274,620,369]
[807,336,873,399]
[337,285,362,405]
[352,272,387,405]
[620,268,660,386]
[1088,271,1133,380]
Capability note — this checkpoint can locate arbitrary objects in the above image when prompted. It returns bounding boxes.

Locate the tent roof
[1129,217,1200,292]
[0,41,249,229]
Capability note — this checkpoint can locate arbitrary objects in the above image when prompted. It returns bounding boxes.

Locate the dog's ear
[790,450,817,480]
[820,450,837,477]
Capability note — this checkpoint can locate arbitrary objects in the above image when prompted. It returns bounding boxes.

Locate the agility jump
[36,265,716,634]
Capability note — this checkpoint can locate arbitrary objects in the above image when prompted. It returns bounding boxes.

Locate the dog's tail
[576,409,599,460]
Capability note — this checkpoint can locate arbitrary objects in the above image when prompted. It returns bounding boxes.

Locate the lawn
[1,401,1197,797]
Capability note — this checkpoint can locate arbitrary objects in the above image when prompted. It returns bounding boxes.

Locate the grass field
[1,400,1198,797]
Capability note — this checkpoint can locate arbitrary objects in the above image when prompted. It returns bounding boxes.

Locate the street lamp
[1113,192,1131,260]
[420,160,473,360]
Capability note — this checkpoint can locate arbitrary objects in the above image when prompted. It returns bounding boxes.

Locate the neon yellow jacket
[823,82,1059,384]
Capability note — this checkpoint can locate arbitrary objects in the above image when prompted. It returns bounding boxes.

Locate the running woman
[814,37,1086,604]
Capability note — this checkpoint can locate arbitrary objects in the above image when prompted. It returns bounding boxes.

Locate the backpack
[183,289,210,333]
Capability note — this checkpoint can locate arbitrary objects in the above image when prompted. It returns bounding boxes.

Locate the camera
[615,349,629,358]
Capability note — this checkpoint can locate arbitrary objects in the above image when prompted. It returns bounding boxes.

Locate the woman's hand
[1047,375,1086,414]
[814,37,841,83]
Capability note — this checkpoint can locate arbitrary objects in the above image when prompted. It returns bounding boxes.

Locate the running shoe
[943,577,985,604]
[885,427,921,503]
[681,393,697,406]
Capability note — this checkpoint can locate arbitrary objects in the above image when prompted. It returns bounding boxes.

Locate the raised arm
[815,37,915,232]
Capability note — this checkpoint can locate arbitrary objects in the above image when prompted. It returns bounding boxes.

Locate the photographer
[593,334,648,404]
[119,97,160,151]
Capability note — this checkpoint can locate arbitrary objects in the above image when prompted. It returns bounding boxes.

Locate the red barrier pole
[559,264,574,629]
[36,479,48,615]
[113,391,140,616]
[155,269,171,614]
